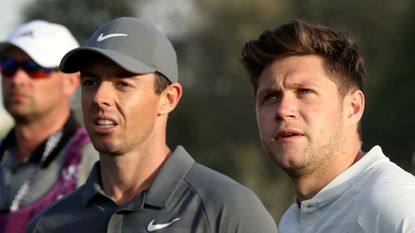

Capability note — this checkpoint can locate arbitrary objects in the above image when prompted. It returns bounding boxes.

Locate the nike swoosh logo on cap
[96,33,128,42]
[147,218,181,232]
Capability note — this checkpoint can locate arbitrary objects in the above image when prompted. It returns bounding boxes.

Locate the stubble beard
[270,114,344,178]
[290,129,343,178]
[7,103,39,124]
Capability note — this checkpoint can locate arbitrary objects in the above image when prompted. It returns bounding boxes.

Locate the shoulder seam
[182,177,213,233]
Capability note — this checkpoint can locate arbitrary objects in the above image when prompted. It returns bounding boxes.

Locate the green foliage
[23,0,136,43]
[362,0,415,171]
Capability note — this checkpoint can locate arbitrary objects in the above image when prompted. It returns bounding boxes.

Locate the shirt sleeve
[211,187,278,233]
[356,173,415,233]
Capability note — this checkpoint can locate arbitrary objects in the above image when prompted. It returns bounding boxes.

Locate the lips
[91,116,118,133]
[8,91,26,99]
[96,119,117,128]
[275,129,304,141]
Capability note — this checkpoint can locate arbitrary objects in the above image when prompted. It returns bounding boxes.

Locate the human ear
[158,82,182,115]
[62,72,80,96]
[345,89,365,126]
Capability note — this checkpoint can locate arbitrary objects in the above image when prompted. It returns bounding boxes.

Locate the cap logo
[17,31,34,38]
[96,33,128,42]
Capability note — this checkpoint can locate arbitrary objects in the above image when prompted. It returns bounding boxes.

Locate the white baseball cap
[0,20,79,68]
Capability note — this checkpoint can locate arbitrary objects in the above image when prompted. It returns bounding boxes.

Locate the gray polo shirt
[26,146,277,233]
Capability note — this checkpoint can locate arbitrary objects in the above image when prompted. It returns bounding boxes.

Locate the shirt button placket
[107,212,124,233]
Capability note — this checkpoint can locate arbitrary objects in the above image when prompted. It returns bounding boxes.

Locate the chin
[91,139,120,155]
[271,151,303,169]
[94,146,124,156]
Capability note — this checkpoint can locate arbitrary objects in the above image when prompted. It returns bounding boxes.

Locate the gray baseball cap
[60,17,178,82]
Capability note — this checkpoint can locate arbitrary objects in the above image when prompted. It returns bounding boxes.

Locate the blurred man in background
[0,100,13,138]
[26,17,278,233]
[0,20,98,233]
[240,19,415,232]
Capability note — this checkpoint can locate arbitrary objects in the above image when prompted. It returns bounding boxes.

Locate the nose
[276,94,296,121]
[92,82,114,108]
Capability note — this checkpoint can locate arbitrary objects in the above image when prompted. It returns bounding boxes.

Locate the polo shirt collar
[80,161,105,206]
[80,146,195,208]
[145,146,194,208]
[300,145,386,209]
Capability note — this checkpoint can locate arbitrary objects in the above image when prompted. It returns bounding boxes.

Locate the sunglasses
[0,58,57,79]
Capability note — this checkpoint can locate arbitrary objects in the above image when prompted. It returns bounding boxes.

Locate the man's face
[255,55,348,177]
[1,47,65,123]
[80,57,162,156]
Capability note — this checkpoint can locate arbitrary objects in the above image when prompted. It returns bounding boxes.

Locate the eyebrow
[257,87,280,98]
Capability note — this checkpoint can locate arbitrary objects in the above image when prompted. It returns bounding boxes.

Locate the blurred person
[0,20,98,233]
[26,17,278,233]
[240,19,415,233]
[0,107,13,138]
[0,81,14,138]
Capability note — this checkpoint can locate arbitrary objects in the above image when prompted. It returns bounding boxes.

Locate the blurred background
[1,0,415,221]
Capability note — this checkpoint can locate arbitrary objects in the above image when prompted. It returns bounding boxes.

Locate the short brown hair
[240,19,367,96]
[154,72,171,94]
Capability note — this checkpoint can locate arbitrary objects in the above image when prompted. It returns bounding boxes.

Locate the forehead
[258,55,333,89]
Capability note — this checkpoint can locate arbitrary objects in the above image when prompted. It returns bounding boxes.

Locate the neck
[99,144,171,206]
[13,110,70,163]
[292,140,363,202]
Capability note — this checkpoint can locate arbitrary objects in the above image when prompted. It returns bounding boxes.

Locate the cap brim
[0,42,12,55]
[0,42,20,57]
[60,47,156,74]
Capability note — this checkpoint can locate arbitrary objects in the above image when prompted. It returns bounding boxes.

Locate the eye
[116,80,131,88]
[297,88,315,96]
[260,92,281,105]
[80,76,97,87]
[265,93,279,101]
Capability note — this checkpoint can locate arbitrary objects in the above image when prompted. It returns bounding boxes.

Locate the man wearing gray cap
[0,20,98,233]
[26,17,278,233]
